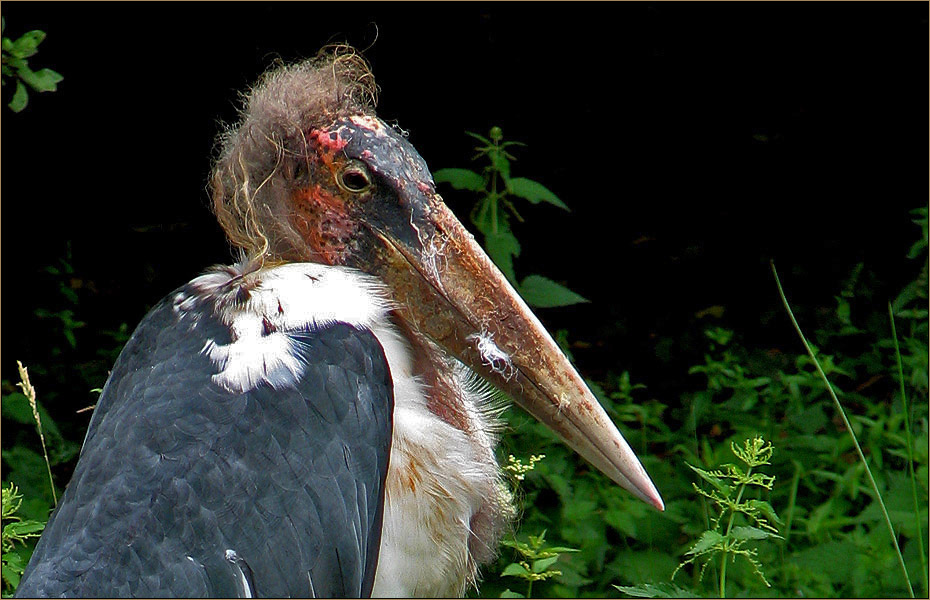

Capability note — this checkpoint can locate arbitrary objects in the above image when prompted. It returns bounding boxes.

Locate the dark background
[2,3,926,431]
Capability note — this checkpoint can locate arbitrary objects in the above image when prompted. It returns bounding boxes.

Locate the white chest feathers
[179,261,512,596]
[369,326,512,598]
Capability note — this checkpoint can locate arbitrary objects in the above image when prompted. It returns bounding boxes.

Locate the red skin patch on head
[311,128,348,154]
[290,184,357,265]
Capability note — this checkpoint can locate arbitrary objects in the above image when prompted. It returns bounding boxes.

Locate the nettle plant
[0,19,63,112]
[434,127,588,309]
[674,437,782,594]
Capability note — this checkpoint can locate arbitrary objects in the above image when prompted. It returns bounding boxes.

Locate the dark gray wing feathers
[16,285,393,598]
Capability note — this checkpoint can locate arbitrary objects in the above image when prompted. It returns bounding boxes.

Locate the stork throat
[290,184,359,265]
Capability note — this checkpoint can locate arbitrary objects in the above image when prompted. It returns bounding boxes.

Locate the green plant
[498,531,578,598]
[482,209,927,598]
[672,437,782,596]
[434,127,587,308]
[773,263,915,597]
[1,19,62,112]
[14,362,55,506]
[1,483,45,596]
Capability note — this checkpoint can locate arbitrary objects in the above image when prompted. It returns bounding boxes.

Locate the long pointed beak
[361,190,665,511]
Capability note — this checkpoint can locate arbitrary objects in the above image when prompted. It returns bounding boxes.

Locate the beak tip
[650,494,666,512]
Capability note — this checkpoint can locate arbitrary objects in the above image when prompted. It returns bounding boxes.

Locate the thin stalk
[489,169,499,235]
[783,460,802,546]
[719,466,753,598]
[889,302,928,595]
[772,263,914,598]
[16,361,57,506]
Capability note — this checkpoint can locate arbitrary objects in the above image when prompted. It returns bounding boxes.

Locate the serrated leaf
[19,67,62,93]
[501,562,531,577]
[615,583,700,598]
[4,520,45,537]
[507,177,569,210]
[686,463,731,493]
[10,30,45,58]
[532,555,560,573]
[466,130,491,145]
[433,168,485,192]
[2,560,22,588]
[492,154,511,181]
[687,530,725,555]
[5,55,25,70]
[8,79,27,112]
[746,499,783,525]
[542,546,578,554]
[519,275,588,308]
[485,230,520,284]
[730,525,780,541]
[2,552,23,571]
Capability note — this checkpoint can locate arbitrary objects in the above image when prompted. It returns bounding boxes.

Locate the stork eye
[336,161,372,194]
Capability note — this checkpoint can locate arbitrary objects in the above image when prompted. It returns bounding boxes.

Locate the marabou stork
[15,48,663,598]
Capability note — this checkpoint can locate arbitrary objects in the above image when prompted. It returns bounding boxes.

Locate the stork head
[211,47,664,510]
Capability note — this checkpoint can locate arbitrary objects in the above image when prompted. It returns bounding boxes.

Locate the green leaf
[1,392,59,439]
[8,80,27,112]
[2,554,23,588]
[507,177,569,210]
[501,562,531,577]
[745,499,783,525]
[485,230,521,284]
[615,583,700,598]
[518,275,588,308]
[491,153,512,181]
[9,30,45,58]
[4,520,45,537]
[541,546,578,554]
[532,555,560,573]
[500,590,525,598]
[433,168,485,192]
[466,130,491,146]
[686,464,732,494]
[730,525,780,541]
[19,67,62,93]
[687,530,725,555]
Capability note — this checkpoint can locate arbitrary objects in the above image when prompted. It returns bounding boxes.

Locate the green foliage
[0,19,63,112]
[1,483,45,596]
[434,127,587,308]
[673,437,782,595]
[473,198,927,597]
[1,245,130,595]
[2,117,926,598]
[498,530,579,598]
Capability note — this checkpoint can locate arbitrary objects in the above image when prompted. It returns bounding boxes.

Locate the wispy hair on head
[210,45,378,261]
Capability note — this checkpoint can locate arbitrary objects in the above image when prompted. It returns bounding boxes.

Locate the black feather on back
[15,282,393,598]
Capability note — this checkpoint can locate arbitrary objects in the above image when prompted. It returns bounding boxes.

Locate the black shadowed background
[1,3,926,597]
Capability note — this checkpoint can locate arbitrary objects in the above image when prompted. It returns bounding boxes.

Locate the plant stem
[783,460,802,547]
[719,466,753,598]
[889,302,928,596]
[16,361,57,506]
[771,263,914,598]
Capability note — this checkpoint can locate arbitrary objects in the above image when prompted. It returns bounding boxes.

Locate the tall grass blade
[15,360,57,506]
[771,263,914,598]
[889,302,928,596]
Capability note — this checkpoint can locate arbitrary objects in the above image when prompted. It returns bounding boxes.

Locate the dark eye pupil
[341,169,370,192]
